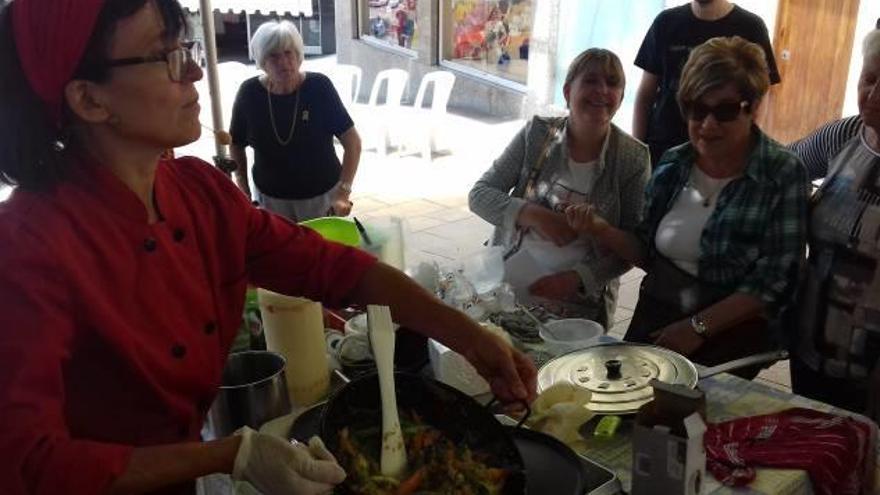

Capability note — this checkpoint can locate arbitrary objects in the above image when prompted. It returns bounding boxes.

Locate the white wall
[552,0,664,133]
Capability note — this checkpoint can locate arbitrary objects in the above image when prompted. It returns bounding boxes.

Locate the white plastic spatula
[367,305,408,478]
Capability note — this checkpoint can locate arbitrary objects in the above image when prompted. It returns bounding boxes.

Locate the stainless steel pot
[537,343,787,415]
[203,351,291,439]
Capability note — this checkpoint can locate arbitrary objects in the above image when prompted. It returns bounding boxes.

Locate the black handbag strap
[522,118,564,201]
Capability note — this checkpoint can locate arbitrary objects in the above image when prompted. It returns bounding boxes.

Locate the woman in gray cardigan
[469,48,650,325]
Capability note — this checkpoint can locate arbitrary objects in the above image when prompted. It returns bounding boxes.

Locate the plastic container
[359,217,406,271]
[203,351,291,440]
[539,318,604,356]
[461,246,505,294]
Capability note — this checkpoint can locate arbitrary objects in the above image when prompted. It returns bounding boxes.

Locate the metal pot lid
[536,343,699,415]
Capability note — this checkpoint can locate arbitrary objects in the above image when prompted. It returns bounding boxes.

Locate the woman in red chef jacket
[0,1,537,494]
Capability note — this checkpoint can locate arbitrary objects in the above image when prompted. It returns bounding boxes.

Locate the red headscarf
[11,0,106,127]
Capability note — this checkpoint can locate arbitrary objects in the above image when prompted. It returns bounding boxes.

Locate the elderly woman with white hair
[788,29,880,420]
[229,20,361,221]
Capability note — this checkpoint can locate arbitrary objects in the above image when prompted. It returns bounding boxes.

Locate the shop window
[359,0,419,51]
[441,0,534,86]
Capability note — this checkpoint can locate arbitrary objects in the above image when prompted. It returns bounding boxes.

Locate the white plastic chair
[366,68,409,108]
[328,64,363,109]
[360,68,409,155]
[401,71,456,161]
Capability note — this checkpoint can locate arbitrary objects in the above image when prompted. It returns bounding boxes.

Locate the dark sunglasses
[104,41,202,82]
[682,100,750,122]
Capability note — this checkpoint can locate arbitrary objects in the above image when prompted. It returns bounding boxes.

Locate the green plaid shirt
[636,126,808,309]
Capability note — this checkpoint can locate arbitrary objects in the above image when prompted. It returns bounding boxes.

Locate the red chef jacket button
[171,344,186,359]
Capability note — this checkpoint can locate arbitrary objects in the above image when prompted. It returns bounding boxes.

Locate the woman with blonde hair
[567,36,808,375]
[229,20,361,221]
[470,48,650,326]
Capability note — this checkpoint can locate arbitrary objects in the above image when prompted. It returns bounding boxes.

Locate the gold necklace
[266,79,300,146]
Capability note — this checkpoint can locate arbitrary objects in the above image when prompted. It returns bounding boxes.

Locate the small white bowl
[344,313,369,336]
[539,318,604,355]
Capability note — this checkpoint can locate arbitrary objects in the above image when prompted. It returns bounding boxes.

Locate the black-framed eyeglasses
[682,100,750,122]
[104,40,202,82]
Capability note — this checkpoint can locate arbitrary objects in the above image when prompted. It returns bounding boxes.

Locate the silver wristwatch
[690,314,709,337]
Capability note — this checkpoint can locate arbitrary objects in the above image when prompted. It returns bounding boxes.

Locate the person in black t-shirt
[230,20,361,222]
[633,0,780,167]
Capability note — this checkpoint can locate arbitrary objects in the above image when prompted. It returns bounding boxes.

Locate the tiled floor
[175,57,793,393]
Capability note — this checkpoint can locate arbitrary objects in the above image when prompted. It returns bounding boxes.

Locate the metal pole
[245,12,252,61]
[198,0,236,173]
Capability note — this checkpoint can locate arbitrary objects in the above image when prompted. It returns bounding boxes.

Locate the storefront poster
[445,0,533,84]
[366,0,419,49]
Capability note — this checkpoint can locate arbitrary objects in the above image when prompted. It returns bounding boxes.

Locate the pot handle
[486,398,532,428]
[698,349,789,380]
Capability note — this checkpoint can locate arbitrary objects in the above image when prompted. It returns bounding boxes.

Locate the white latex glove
[528,383,594,446]
[232,427,346,495]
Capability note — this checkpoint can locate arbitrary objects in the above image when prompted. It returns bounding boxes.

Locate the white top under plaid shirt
[636,126,809,310]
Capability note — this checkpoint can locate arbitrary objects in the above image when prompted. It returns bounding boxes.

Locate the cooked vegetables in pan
[337,411,510,495]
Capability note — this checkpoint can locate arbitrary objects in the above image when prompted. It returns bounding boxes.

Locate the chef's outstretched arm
[346,262,538,404]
